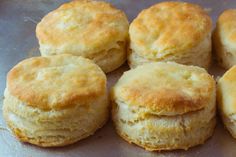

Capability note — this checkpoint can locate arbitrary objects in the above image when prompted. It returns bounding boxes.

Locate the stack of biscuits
[3,0,236,152]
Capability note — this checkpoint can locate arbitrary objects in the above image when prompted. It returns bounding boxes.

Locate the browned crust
[7,55,106,110]
[111,63,216,115]
[217,66,236,116]
[36,0,128,51]
[129,1,212,58]
[217,9,236,43]
[118,87,212,115]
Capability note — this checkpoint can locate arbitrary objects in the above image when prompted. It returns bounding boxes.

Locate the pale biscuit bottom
[128,34,211,69]
[112,97,216,151]
[116,118,215,151]
[3,89,109,147]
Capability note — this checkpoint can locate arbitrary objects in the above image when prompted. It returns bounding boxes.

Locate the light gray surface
[0,0,236,157]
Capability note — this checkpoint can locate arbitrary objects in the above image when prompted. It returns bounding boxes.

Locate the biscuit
[36,0,129,73]
[213,9,236,69]
[217,65,236,138]
[128,1,212,69]
[3,54,108,147]
[111,62,216,151]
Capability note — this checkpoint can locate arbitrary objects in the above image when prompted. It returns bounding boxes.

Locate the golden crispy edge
[129,1,212,57]
[36,0,129,49]
[7,55,106,110]
[218,10,236,42]
[111,64,216,115]
[118,87,213,115]
[217,66,236,115]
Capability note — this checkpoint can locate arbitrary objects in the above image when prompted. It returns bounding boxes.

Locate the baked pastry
[213,9,236,69]
[3,54,108,147]
[217,65,236,138]
[111,62,216,151]
[36,0,129,73]
[128,1,212,69]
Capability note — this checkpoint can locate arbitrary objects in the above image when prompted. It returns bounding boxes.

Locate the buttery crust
[213,9,236,69]
[217,65,236,116]
[7,54,106,110]
[3,89,108,147]
[3,54,109,147]
[217,65,236,139]
[129,1,212,69]
[217,10,236,44]
[112,62,215,116]
[111,62,216,151]
[36,0,129,73]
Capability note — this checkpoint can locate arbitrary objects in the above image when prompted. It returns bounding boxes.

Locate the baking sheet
[0,0,236,156]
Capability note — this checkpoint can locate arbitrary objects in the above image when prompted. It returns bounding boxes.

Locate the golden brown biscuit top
[36,0,129,55]
[218,66,236,115]
[129,1,212,59]
[7,55,106,110]
[217,9,236,45]
[112,62,215,116]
